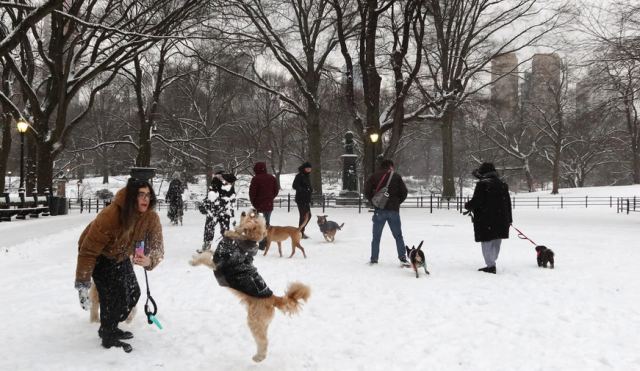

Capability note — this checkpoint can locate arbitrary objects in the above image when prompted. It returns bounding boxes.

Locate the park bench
[0,192,51,222]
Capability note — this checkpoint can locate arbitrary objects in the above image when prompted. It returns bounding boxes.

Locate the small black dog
[535,245,555,269]
[406,241,430,278]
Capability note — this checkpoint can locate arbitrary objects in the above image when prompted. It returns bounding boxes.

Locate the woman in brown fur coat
[75,178,164,352]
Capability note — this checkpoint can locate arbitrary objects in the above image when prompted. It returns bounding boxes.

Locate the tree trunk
[102,153,109,184]
[384,102,404,159]
[36,141,53,194]
[0,114,11,192]
[632,149,640,184]
[551,112,563,194]
[136,121,152,166]
[25,133,37,195]
[307,103,323,197]
[523,158,534,192]
[441,111,456,198]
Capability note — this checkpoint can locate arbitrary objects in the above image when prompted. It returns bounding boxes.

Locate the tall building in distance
[528,53,562,110]
[490,52,519,122]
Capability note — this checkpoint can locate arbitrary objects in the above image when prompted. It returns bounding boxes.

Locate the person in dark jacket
[165,177,184,225]
[292,161,313,238]
[249,162,279,249]
[464,162,512,274]
[364,159,409,266]
[198,171,237,252]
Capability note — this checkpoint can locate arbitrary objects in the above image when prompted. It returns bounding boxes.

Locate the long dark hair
[120,178,157,228]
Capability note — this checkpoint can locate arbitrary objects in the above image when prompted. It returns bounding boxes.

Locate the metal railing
[64,194,639,215]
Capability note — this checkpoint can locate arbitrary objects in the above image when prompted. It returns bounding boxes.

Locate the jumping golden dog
[189,209,311,362]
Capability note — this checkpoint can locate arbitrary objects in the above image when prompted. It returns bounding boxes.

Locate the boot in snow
[102,336,133,353]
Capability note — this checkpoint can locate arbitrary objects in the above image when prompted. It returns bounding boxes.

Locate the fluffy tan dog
[89,282,136,323]
[189,209,311,362]
[263,213,309,258]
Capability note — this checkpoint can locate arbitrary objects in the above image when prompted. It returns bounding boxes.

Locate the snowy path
[0,207,639,370]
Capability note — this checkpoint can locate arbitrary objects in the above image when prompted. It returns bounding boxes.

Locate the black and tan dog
[406,241,430,278]
[535,245,555,269]
[316,215,344,242]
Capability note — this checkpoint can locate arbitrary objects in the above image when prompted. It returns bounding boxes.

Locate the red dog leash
[510,224,537,246]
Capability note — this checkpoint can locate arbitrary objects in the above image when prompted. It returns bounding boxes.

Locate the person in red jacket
[249,162,279,249]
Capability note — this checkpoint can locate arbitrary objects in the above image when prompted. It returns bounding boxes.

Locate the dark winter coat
[76,188,164,283]
[166,179,184,221]
[212,237,273,298]
[199,178,236,242]
[464,172,513,242]
[364,169,408,212]
[249,162,279,213]
[292,166,313,205]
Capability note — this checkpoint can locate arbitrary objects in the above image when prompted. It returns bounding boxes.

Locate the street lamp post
[16,118,29,194]
[368,128,380,175]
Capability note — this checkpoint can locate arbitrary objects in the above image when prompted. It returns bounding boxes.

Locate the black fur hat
[220,173,237,184]
[473,162,497,178]
[299,162,312,172]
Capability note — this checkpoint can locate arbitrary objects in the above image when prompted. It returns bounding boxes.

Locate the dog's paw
[252,353,266,363]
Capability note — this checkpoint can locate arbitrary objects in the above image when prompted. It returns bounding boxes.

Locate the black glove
[75,281,91,311]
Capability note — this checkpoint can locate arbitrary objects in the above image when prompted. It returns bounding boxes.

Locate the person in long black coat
[165,178,184,225]
[464,162,512,274]
[292,162,313,238]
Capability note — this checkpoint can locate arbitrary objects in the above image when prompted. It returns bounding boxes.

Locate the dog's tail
[298,212,311,232]
[338,223,344,230]
[273,282,311,315]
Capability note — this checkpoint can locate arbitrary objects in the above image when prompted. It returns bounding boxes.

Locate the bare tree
[0,0,207,192]
[415,0,569,198]
[474,106,542,192]
[193,0,342,196]
[333,0,428,181]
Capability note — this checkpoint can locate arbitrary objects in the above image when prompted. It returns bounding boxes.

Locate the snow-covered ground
[1,195,639,370]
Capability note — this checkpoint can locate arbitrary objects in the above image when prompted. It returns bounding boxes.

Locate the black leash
[140,235,162,329]
[143,270,161,328]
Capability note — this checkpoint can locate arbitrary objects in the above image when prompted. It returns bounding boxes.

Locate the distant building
[528,53,562,110]
[489,53,519,122]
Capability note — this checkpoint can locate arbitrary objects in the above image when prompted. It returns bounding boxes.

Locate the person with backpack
[464,162,512,274]
[364,159,409,266]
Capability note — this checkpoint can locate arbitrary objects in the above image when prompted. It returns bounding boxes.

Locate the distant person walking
[464,162,512,274]
[364,159,410,266]
[292,162,312,238]
[249,162,279,250]
[165,176,184,225]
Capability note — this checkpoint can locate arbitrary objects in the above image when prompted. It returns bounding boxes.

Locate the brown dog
[189,209,311,362]
[263,213,309,258]
[316,215,344,242]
